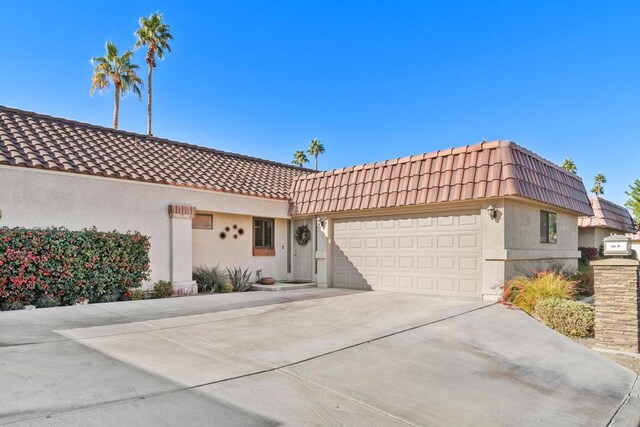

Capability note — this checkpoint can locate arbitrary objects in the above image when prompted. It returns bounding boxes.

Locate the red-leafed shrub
[0,227,150,309]
[499,271,577,313]
[578,247,599,263]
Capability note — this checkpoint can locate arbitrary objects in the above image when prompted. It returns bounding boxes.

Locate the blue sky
[1,1,638,205]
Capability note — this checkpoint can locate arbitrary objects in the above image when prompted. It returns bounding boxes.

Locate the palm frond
[90,41,142,100]
[134,12,173,62]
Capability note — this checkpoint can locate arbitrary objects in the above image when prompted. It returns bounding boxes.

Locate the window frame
[539,210,557,244]
[192,213,213,230]
[253,217,275,256]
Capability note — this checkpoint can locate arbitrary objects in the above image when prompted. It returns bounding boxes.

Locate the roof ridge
[506,141,585,182]
[291,139,505,182]
[590,196,629,211]
[0,104,313,173]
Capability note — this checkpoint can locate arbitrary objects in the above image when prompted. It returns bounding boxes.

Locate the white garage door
[333,211,482,298]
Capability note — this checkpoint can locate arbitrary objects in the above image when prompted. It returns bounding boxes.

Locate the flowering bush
[499,271,577,313]
[0,227,150,308]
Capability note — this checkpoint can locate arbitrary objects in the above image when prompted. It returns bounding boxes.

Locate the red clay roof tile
[289,140,593,216]
[0,106,309,199]
[578,197,635,232]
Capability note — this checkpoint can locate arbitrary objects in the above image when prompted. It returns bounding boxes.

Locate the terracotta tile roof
[0,106,309,199]
[289,140,593,217]
[579,197,635,232]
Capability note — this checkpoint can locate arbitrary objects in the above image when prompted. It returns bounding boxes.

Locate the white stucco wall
[0,166,290,288]
[192,212,289,280]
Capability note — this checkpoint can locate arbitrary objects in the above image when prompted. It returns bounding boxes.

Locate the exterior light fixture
[487,204,498,221]
[602,234,632,257]
[316,218,327,230]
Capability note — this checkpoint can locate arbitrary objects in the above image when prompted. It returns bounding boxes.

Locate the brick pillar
[591,258,640,353]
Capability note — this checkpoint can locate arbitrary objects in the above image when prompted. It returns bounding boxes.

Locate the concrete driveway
[1,289,638,426]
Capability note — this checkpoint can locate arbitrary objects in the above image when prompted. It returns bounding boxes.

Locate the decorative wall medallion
[219,225,244,239]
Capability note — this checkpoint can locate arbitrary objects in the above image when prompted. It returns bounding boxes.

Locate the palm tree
[291,150,309,168]
[135,12,173,135]
[591,173,607,196]
[562,158,577,174]
[90,41,142,129]
[306,138,325,170]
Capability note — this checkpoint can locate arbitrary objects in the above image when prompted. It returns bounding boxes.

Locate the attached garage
[333,211,482,297]
[290,140,594,300]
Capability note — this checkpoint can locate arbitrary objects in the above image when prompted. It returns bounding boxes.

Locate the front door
[293,219,313,281]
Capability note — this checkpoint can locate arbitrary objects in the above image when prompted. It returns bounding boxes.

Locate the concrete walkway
[0,289,637,426]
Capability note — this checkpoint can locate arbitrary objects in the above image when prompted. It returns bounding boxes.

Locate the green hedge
[533,298,594,338]
[0,227,150,308]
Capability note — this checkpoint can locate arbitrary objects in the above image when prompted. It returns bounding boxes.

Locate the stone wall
[592,258,640,353]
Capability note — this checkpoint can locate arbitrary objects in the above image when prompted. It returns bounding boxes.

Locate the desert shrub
[570,264,594,296]
[500,271,577,313]
[130,289,146,300]
[35,296,59,308]
[0,301,23,311]
[193,264,228,293]
[0,227,150,307]
[153,280,174,298]
[226,267,253,292]
[578,247,599,264]
[534,298,594,338]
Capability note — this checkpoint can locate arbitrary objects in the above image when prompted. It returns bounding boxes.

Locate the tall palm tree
[135,12,173,136]
[562,158,577,174]
[591,173,607,196]
[291,150,309,168]
[306,138,325,171]
[90,41,142,129]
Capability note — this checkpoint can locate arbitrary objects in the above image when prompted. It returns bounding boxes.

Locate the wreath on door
[295,225,311,246]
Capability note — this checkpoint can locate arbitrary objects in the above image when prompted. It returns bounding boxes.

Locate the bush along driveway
[0,289,637,426]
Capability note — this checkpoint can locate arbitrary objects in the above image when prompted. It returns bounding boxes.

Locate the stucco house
[578,197,635,248]
[627,232,640,256]
[0,106,593,300]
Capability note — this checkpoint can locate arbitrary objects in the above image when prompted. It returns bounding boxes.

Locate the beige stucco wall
[500,199,580,277]
[0,166,290,288]
[578,227,615,248]
[192,212,289,279]
[578,228,596,248]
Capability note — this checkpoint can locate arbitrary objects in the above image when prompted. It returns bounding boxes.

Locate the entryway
[292,218,314,282]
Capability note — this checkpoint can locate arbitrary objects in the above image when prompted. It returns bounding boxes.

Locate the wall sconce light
[316,218,327,230]
[487,204,498,221]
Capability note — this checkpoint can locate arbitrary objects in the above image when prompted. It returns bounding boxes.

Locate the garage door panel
[333,211,482,298]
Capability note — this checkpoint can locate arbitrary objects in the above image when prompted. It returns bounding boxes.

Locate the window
[192,213,213,230]
[540,211,557,244]
[254,218,275,256]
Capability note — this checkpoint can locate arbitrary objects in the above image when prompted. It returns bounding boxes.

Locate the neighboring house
[0,106,593,300]
[627,233,640,256]
[578,197,635,248]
